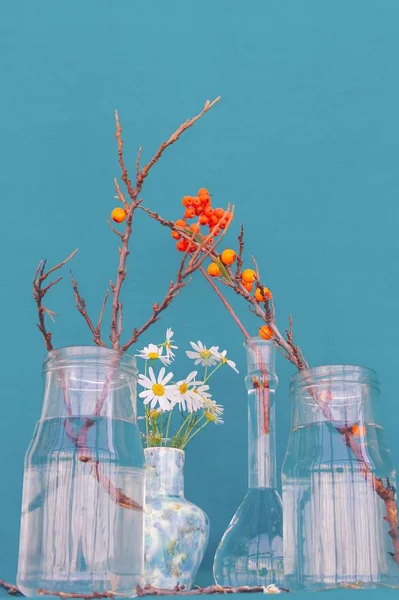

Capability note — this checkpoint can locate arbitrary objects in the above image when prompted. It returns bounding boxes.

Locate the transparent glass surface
[282,365,398,590]
[17,346,145,597]
[213,339,284,587]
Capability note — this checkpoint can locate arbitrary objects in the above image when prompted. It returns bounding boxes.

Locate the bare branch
[106,217,124,239]
[111,98,220,349]
[95,290,109,341]
[33,249,78,351]
[136,146,142,180]
[70,272,106,347]
[113,178,129,211]
[235,224,245,280]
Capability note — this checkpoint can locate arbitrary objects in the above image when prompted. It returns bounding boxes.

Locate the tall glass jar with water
[17,346,145,597]
[213,338,284,587]
[282,365,398,590]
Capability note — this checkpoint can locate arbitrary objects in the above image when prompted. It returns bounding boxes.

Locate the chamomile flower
[164,328,178,362]
[138,367,177,411]
[210,347,239,373]
[174,371,204,413]
[193,382,212,402]
[186,341,219,367]
[203,398,224,425]
[136,343,170,366]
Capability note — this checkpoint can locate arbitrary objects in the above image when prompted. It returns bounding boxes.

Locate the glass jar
[144,447,209,589]
[282,365,398,590]
[213,338,284,587]
[17,346,145,597]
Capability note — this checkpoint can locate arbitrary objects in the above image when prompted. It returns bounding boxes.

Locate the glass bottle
[17,346,145,597]
[213,338,284,587]
[144,447,209,589]
[282,365,398,590]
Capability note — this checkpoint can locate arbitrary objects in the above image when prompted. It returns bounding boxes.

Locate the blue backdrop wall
[1,0,399,586]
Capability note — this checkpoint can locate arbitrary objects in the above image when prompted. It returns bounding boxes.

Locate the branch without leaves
[109,97,221,349]
[33,249,79,351]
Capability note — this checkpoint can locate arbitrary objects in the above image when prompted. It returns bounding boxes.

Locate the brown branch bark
[0,580,22,595]
[33,249,79,351]
[136,584,288,596]
[70,273,106,347]
[38,590,115,598]
[110,98,220,349]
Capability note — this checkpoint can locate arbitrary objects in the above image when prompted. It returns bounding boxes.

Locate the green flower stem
[203,361,223,383]
[182,418,209,448]
[164,410,173,445]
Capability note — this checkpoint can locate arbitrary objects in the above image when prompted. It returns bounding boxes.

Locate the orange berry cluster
[173,189,231,252]
[207,249,274,340]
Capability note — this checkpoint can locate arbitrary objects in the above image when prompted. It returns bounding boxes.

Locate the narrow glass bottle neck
[145,447,184,497]
[245,339,278,490]
[248,390,277,488]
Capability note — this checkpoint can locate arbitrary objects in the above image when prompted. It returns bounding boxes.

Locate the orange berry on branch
[182,196,192,207]
[221,249,237,265]
[199,215,209,225]
[214,227,221,236]
[171,230,181,240]
[254,287,272,302]
[200,195,210,206]
[184,207,196,219]
[176,239,189,252]
[204,206,213,217]
[209,214,219,226]
[175,219,187,228]
[111,207,127,223]
[213,207,224,220]
[192,197,201,207]
[259,325,274,340]
[198,188,210,198]
[207,262,221,277]
[242,281,253,292]
[189,223,200,234]
[242,269,257,284]
[195,206,204,216]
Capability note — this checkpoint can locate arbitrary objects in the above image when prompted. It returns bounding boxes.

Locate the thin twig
[110,98,220,349]
[70,272,106,347]
[235,224,245,280]
[200,267,250,339]
[0,580,22,595]
[33,249,78,351]
[37,590,115,598]
[136,584,288,596]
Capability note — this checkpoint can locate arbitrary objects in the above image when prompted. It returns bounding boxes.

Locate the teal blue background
[1,0,399,595]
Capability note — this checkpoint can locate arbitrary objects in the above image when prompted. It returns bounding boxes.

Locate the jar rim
[243,337,275,347]
[291,364,379,390]
[44,345,138,376]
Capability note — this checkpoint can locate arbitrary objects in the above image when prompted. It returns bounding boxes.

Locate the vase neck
[245,338,278,490]
[41,346,138,421]
[290,365,379,428]
[145,448,184,498]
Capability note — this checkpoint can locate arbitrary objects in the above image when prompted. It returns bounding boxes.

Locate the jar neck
[245,338,278,489]
[145,447,184,498]
[290,365,379,428]
[41,346,138,422]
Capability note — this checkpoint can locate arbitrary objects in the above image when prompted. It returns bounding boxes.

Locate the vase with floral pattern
[144,447,209,589]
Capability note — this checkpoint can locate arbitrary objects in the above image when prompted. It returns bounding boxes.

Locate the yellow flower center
[149,409,159,419]
[200,349,211,359]
[166,341,171,349]
[179,382,189,394]
[152,383,165,396]
[221,356,228,364]
[148,352,159,360]
[205,410,217,422]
